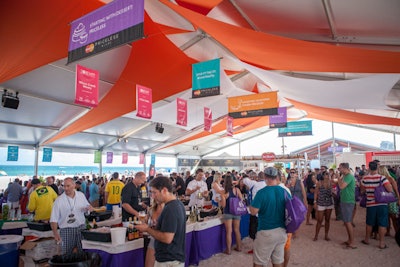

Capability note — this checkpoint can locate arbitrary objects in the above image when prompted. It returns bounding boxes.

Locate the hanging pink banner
[176,98,187,126]
[136,84,152,119]
[75,64,99,107]
[139,153,145,164]
[122,153,128,164]
[106,152,113,163]
[226,116,233,137]
[204,107,212,132]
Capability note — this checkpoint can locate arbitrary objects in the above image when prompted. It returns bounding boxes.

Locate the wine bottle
[92,218,98,229]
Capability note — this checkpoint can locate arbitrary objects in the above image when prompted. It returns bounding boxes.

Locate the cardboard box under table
[82,237,144,267]
[20,237,58,262]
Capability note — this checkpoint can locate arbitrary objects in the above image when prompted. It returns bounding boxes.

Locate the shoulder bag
[229,189,248,216]
[374,177,397,203]
[285,191,307,233]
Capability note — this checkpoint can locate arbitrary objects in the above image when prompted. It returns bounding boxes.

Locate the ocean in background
[0,165,176,190]
[0,165,175,177]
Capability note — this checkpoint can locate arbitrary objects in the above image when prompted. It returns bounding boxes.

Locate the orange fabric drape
[161,0,400,73]
[288,99,400,126]
[175,0,223,15]
[0,0,104,83]
[45,13,197,144]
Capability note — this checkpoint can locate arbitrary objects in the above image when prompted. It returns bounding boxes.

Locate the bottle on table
[128,217,135,241]
[92,218,98,229]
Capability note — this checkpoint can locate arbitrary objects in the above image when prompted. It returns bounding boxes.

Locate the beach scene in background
[0,165,176,191]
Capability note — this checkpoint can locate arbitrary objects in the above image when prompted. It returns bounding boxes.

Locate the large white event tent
[1,0,400,163]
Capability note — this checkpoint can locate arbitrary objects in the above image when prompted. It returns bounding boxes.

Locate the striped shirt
[361,174,390,207]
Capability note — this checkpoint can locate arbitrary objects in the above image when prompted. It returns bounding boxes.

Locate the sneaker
[247,249,253,254]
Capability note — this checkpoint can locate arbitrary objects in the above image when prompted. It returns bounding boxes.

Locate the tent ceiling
[0,0,399,158]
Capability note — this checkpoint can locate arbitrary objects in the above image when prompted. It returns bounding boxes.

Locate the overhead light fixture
[155,123,164,134]
[2,89,19,109]
[117,138,121,142]
[124,138,128,143]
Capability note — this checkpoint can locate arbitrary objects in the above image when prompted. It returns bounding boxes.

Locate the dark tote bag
[359,194,367,208]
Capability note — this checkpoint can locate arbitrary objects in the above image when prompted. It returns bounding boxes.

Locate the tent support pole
[34,144,39,177]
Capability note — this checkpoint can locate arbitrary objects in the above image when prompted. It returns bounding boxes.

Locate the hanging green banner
[94,151,102,163]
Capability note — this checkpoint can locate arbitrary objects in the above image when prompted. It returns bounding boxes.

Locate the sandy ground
[195,207,399,267]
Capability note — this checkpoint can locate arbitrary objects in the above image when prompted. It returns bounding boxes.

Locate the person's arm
[134,223,174,244]
[314,182,320,206]
[300,181,307,206]
[249,205,259,216]
[212,182,225,195]
[185,183,199,195]
[121,202,141,218]
[51,222,61,242]
[383,177,394,193]
[220,192,228,208]
[337,175,348,190]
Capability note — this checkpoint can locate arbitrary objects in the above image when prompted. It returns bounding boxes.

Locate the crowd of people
[1,161,399,266]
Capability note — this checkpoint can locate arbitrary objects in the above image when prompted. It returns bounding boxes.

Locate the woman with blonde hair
[211,172,224,207]
[378,165,400,236]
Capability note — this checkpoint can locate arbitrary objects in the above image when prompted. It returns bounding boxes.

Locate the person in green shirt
[337,162,356,249]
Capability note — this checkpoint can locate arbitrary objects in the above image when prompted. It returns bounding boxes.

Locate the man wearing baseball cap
[250,167,287,267]
[28,178,58,221]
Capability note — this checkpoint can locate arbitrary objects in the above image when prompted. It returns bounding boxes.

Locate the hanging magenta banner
[136,84,152,119]
[75,64,99,107]
[226,116,233,137]
[204,107,212,132]
[176,98,187,126]
[122,153,128,164]
[139,153,145,164]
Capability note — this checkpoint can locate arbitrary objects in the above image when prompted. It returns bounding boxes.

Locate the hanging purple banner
[106,152,113,163]
[269,107,287,128]
[68,0,144,63]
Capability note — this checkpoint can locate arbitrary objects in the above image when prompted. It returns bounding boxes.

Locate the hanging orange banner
[228,92,278,118]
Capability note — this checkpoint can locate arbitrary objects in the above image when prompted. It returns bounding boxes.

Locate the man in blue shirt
[250,167,287,267]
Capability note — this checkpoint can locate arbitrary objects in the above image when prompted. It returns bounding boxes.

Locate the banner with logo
[278,120,313,137]
[106,152,113,163]
[269,107,287,128]
[228,91,278,118]
[176,98,187,126]
[204,107,212,132]
[94,151,102,163]
[136,84,152,119]
[122,152,128,164]
[226,116,233,137]
[7,146,18,161]
[75,64,99,107]
[192,58,220,98]
[68,0,144,63]
[42,148,53,162]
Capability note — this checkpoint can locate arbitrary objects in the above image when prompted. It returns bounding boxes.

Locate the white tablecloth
[90,216,122,227]
[22,228,55,238]
[82,238,143,254]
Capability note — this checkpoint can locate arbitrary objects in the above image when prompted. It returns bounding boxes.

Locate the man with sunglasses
[50,177,93,254]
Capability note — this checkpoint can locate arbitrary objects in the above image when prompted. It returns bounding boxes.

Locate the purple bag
[229,196,248,216]
[359,194,367,208]
[285,192,307,233]
[374,177,397,204]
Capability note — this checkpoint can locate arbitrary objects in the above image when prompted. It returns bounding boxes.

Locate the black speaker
[155,123,164,134]
[2,95,19,109]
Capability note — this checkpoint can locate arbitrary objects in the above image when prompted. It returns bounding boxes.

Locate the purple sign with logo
[269,107,287,128]
[106,152,113,163]
[68,0,144,63]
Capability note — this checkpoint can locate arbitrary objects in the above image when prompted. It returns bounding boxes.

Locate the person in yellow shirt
[28,178,58,221]
[105,172,125,211]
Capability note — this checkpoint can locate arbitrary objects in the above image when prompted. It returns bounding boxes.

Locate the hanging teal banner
[192,58,220,98]
[42,148,53,162]
[151,154,156,165]
[7,146,19,161]
[278,120,313,137]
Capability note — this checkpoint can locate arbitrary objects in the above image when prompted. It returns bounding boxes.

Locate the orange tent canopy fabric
[0,0,104,83]
[161,0,400,73]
